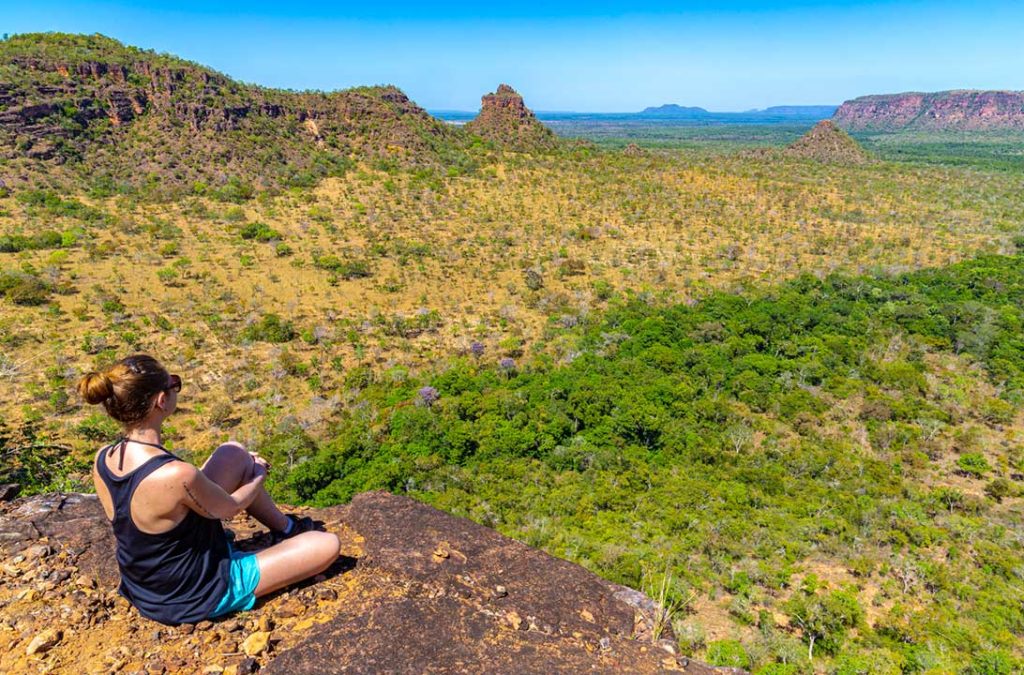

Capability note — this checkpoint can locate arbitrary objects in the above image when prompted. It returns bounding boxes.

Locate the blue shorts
[209,542,261,618]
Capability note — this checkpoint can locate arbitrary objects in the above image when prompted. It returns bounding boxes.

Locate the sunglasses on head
[166,374,182,393]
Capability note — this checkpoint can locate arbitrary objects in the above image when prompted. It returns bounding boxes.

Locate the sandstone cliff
[832,90,1024,131]
[465,84,557,152]
[0,491,736,674]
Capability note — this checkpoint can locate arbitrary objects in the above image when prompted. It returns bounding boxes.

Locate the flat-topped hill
[639,104,709,117]
[833,90,1024,131]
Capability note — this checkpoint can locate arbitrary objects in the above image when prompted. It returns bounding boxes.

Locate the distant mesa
[833,90,1024,131]
[637,104,837,119]
[465,84,557,151]
[784,120,869,164]
[639,104,709,117]
[758,105,838,117]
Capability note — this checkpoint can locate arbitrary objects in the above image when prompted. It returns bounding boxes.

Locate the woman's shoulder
[147,457,197,482]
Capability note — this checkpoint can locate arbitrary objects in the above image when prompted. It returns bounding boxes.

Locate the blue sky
[3,1,1022,111]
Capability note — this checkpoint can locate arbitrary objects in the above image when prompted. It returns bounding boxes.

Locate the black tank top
[95,439,230,625]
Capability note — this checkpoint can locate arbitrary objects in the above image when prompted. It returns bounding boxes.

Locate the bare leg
[252,531,341,597]
[200,442,289,532]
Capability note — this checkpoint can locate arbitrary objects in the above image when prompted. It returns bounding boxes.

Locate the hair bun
[78,371,114,405]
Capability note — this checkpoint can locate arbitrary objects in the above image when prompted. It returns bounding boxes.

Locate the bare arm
[175,462,266,520]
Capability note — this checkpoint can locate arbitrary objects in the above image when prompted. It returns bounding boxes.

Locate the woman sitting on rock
[78,354,341,625]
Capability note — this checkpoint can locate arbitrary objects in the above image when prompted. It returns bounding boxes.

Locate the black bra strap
[108,437,172,471]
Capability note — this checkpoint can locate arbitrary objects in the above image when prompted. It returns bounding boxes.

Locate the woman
[78,354,341,625]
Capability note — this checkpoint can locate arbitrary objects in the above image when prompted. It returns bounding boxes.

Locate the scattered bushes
[0,230,66,252]
[16,189,106,222]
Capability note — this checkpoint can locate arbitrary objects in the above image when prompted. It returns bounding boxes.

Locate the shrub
[239,221,282,242]
[980,398,1015,425]
[313,254,371,279]
[156,267,180,286]
[754,664,798,675]
[785,589,863,658]
[983,478,1013,502]
[0,230,65,252]
[593,278,614,300]
[706,640,751,670]
[243,313,296,343]
[213,177,254,202]
[833,649,903,675]
[966,650,1015,675]
[344,365,374,390]
[0,271,51,305]
[524,267,544,291]
[957,452,991,478]
[75,413,120,441]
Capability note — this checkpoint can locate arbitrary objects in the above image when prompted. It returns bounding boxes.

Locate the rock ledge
[0,491,738,673]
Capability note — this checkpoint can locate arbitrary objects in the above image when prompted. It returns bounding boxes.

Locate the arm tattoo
[183,482,217,519]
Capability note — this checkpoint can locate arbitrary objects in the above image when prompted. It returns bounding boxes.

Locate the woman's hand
[249,451,271,472]
[249,461,267,485]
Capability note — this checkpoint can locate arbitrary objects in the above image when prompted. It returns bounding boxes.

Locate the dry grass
[1,149,1021,468]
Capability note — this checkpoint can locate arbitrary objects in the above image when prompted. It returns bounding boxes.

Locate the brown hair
[77,354,171,428]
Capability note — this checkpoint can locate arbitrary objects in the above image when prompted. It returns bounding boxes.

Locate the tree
[785,588,864,660]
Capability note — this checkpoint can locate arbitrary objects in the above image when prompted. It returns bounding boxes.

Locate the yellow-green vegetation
[4,31,1024,675]
[3,149,1024,671]
[0,149,1019,435]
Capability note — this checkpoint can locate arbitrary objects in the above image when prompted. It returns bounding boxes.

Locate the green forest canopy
[261,253,1024,673]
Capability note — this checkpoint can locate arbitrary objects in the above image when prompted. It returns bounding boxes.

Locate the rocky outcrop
[465,84,557,152]
[784,120,869,164]
[623,143,647,157]
[0,491,735,674]
[833,90,1024,131]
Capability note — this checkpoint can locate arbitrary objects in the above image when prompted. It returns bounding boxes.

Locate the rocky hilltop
[832,90,1024,131]
[784,120,869,164]
[0,33,469,194]
[0,491,734,674]
[465,84,557,152]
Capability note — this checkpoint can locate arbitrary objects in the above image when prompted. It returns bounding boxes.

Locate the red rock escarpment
[832,90,1024,131]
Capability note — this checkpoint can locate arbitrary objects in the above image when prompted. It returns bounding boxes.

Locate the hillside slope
[0,33,472,195]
